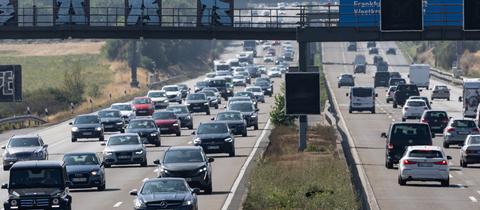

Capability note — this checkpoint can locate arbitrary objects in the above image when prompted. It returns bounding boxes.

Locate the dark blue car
[63,152,106,191]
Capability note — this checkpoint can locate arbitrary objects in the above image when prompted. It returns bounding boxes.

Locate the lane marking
[221,119,271,210]
[469,196,478,203]
[476,190,480,195]
[456,184,466,189]
[113,202,123,208]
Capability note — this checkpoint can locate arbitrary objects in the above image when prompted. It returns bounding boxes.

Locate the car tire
[99,136,105,141]
[176,131,181,137]
[461,159,468,168]
[338,84,341,88]
[349,109,352,114]
[155,140,161,147]
[104,164,111,168]
[229,149,236,157]
[98,183,106,191]
[141,160,148,167]
[254,124,259,130]
[398,175,406,186]
[120,129,125,133]
[447,97,450,101]
[3,165,9,171]
[215,104,219,109]
[386,160,394,169]
[393,103,398,109]
[402,118,406,122]
[371,108,375,114]
[204,181,213,194]
[71,138,77,142]
[443,141,450,148]
[178,101,182,104]
[206,110,210,115]
[441,178,450,187]
[242,130,247,137]
[188,124,194,130]
[386,99,389,103]
[431,97,434,101]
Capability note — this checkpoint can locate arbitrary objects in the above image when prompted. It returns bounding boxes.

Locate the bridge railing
[0,115,47,133]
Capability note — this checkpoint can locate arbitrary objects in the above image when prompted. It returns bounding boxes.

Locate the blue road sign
[424,0,462,27]
[339,0,380,27]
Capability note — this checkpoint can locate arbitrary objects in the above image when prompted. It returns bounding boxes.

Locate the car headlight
[204,102,209,106]
[96,127,102,131]
[51,198,60,205]
[198,166,207,173]
[164,99,169,103]
[134,199,146,208]
[103,151,113,156]
[4,152,12,158]
[135,150,144,155]
[150,133,158,136]
[34,151,43,157]
[225,137,233,142]
[91,171,99,176]
[193,138,201,144]
[160,166,168,174]
[71,127,79,132]
[10,199,17,207]
[182,200,193,206]
[251,114,257,118]
[186,115,192,120]
[173,123,179,126]
[185,103,191,106]
[116,122,123,125]
[267,88,272,91]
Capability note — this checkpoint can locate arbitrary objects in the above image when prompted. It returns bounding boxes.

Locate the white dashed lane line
[113,202,123,208]
[469,196,478,203]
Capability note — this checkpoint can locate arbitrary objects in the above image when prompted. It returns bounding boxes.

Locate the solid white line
[221,119,271,210]
[469,196,478,203]
[113,202,123,208]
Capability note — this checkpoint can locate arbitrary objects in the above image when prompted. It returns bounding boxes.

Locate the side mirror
[419,89,423,92]
[69,122,73,125]
[153,159,160,165]
[346,93,349,97]
[1,183,8,189]
[1,146,5,149]
[381,132,387,138]
[256,108,260,112]
[208,157,215,163]
[430,101,433,104]
[129,190,138,196]
[447,156,452,160]
[459,96,463,102]
[375,93,378,97]
[191,131,196,135]
[43,144,48,148]
[100,143,106,146]
[192,188,201,194]
[210,117,215,121]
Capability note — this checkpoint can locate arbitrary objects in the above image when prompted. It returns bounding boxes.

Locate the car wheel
[398,175,406,186]
[254,124,259,130]
[338,85,341,88]
[71,138,77,142]
[120,129,125,133]
[141,160,148,167]
[447,97,450,101]
[402,118,406,122]
[98,182,106,191]
[176,130,181,137]
[242,130,247,137]
[349,109,352,114]
[386,160,394,169]
[229,149,236,157]
[431,97,434,101]
[443,141,450,148]
[371,108,375,114]
[178,101,182,104]
[393,103,398,108]
[386,99,389,103]
[206,110,211,115]
[461,159,468,168]
[215,104,219,109]
[104,164,111,168]
[99,136,105,141]
[3,165,9,171]
[441,178,450,187]
[188,124,194,130]
[204,181,213,194]
[155,140,161,147]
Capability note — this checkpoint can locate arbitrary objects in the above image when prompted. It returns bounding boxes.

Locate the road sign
[197,0,233,26]
[381,0,423,31]
[0,65,22,102]
[464,0,480,30]
[285,72,320,115]
[339,0,380,27]
[424,0,462,27]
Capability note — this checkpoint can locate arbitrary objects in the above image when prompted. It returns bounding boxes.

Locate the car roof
[230,101,253,105]
[11,161,64,170]
[153,110,175,114]
[11,134,40,139]
[407,145,442,151]
[167,146,202,151]
[144,177,188,183]
[218,110,242,114]
[99,109,120,112]
[129,118,154,122]
[406,99,426,103]
[110,133,140,138]
[134,96,149,99]
[163,85,179,88]
[167,105,188,108]
[64,152,97,156]
[148,90,165,93]
[112,102,131,106]
[76,114,99,118]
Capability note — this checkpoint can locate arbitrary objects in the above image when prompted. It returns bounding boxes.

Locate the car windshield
[196,81,208,87]
[64,154,99,165]
[187,94,206,100]
[246,88,262,92]
[407,101,426,107]
[256,81,269,86]
[233,76,244,79]
[235,92,253,97]
[209,80,226,86]
[202,91,215,97]
[107,135,140,146]
[141,180,189,194]
[166,106,189,114]
[217,112,243,121]
[398,85,419,93]
[435,86,448,90]
[390,124,431,145]
[99,110,121,118]
[197,123,229,134]
[133,98,150,104]
[9,138,40,147]
[111,104,132,111]
[10,169,64,189]
[409,150,443,158]
[75,116,99,124]
[163,86,179,91]
[128,120,156,129]
[153,112,176,120]
[468,136,480,145]
[352,88,372,97]
[452,120,477,128]
[230,103,254,112]
[341,75,353,79]
[148,92,166,98]
[163,150,204,163]
[426,112,448,119]
[229,98,250,104]
[203,88,218,92]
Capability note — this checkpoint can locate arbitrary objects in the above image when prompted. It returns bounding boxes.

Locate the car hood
[165,91,180,96]
[100,117,122,123]
[126,128,157,133]
[233,79,244,82]
[7,147,43,154]
[74,123,101,129]
[119,111,134,116]
[155,119,177,125]
[174,113,190,118]
[104,144,143,152]
[237,111,254,116]
[197,133,231,140]
[133,104,151,109]
[186,99,207,104]
[215,120,244,125]
[253,92,263,96]
[150,97,168,102]
[141,193,190,203]
[66,165,101,174]
[11,188,63,197]
[163,162,205,171]
[206,96,216,100]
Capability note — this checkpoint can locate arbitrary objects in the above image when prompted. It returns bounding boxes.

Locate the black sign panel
[0,65,21,102]
[381,0,423,31]
[285,72,320,115]
[464,0,480,30]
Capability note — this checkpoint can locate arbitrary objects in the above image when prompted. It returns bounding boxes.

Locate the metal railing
[0,115,47,132]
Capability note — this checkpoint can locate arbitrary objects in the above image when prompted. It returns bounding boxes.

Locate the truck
[409,64,430,89]
[243,40,257,57]
[214,60,231,72]
[238,51,254,64]
[461,79,480,118]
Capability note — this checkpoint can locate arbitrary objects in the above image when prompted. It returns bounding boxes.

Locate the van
[409,64,430,89]
[381,123,434,169]
[346,87,377,114]
[353,55,366,74]
[374,72,390,87]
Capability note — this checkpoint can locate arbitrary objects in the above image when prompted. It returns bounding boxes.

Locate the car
[263,56,274,63]
[373,55,383,65]
[368,47,379,54]
[460,135,480,167]
[193,122,236,157]
[125,118,161,147]
[347,87,377,113]
[70,114,105,142]
[402,99,429,121]
[154,146,214,194]
[443,118,479,148]
[110,103,136,123]
[152,111,181,136]
[214,111,247,137]
[283,52,294,61]
[382,122,433,169]
[98,109,125,133]
[386,48,397,55]
[194,81,209,92]
[338,74,355,88]
[389,71,402,79]
[267,68,282,78]
[386,86,397,103]
[232,75,247,86]
[388,78,406,86]
[245,86,265,103]
[166,105,194,129]
[132,97,155,116]
[162,85,183,104]
[200,90,219,109]
[420,110,449,133]
[347,42,357,51]
[431,85,450,101]
[63,152,106,190]
[374,72,390,88]
[236,71,252,84]
[177,84,190,98]
[204,72,216,82]
[2,135,48,171]
[202,87,222,104]
[129,178,199,210]
[398,146,451,186]
[408,96,432,110]
[255,80,273,96]
[246,66,260,78]
[367,41,376,48]
[185,93,211,115]
[2,161,72,210]
[102,133,148,167]
[147,90,169,109]
[354,64,366,74]
[233,92,258,107]
[227,101,259,130]
[208,78,232,99]
[257,65,267,74]
[393,84,420,108]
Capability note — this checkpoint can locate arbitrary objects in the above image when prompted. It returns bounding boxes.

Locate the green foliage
[61,62,85,104]
[269,85,296,126]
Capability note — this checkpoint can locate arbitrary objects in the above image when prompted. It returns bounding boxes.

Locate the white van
[409,64,430,89]
[347,87,378,114]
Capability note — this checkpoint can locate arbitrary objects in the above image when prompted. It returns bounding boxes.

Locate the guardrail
[0,115,47,132]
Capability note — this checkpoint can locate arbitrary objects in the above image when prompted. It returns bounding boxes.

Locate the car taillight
[403,160,416,165]
[446,128,455,132]
[434,160,448,165]
[387,143,394,150]
[421,119,429,123]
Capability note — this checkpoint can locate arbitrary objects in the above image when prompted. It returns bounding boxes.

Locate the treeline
[407,41,480,70]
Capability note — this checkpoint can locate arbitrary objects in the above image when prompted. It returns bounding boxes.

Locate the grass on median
[243,125,359,210]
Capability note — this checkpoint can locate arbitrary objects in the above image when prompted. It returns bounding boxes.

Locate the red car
[152,111,181,136]
[132,97,154,116]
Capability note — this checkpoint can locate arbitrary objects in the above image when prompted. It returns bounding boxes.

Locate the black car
[354,64,366,74]
[227,101,259,130]
[255,80,273,96]
[70,114,105,142]
[214,111,247,137]
[125,118,161,147]
[393,84,420,108]
[421,111,449,133]
[177,84,190,98]
[2,161,72,210]
[130,178,199,210]
[389,78,406,86]
[373,55,383,65]
[200,90,219,109]
[98,109,125,133]
[376,61,389,72]
[389,71,402,79]
[386,48,396,55]
[246,65,260,78]
[208,78,232,99]
[369,47,379,54]
[382,123,433,169]
[166,105,194,129]
[193,122,235,157]
[154,146,214,194]
[374,72,390,88]
[338,74,355,88]
[194,81,209,93]
[234,91,257,107]
[185,93,210,115]
[63,152,106,191]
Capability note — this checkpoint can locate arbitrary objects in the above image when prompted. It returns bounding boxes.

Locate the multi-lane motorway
[323,41,480,209]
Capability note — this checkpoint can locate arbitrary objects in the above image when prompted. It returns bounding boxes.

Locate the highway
[322,41,479,209]
[0,42,283,210]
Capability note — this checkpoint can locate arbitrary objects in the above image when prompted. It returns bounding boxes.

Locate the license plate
[104,125,113,128]
[82,132,92,135]
[141,137,147,142]
[353,103,362,106]
[418,162,433,167]
[207,145,220,150]
[118,156,131,159]
[72,178,87,182]
[193,107,201,110]
[160,128,169,131]
[138,110,146,113]
[431,126,441,129]
[458,131,469,135]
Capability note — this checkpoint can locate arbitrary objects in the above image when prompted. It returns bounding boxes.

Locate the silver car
[460,135,480,167]
[398,146,451,186]
[245,86,265,103]
[2,134,48,170]
[431,85,450,101]
[102,133,147,167]
[110,103,136,123]
[443,118,479,148]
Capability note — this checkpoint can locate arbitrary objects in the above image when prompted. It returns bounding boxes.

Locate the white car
[162,85,183,104]
[386,86,397,103]
[402,99,428,121]
[398,146,451,186]
[110,103,136,123]
[245,86,265,103]
[147,90,169,109]
[460,135,480,167]
[268,69,282,78]
[204,72,216,82]
[232,75,247,86]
